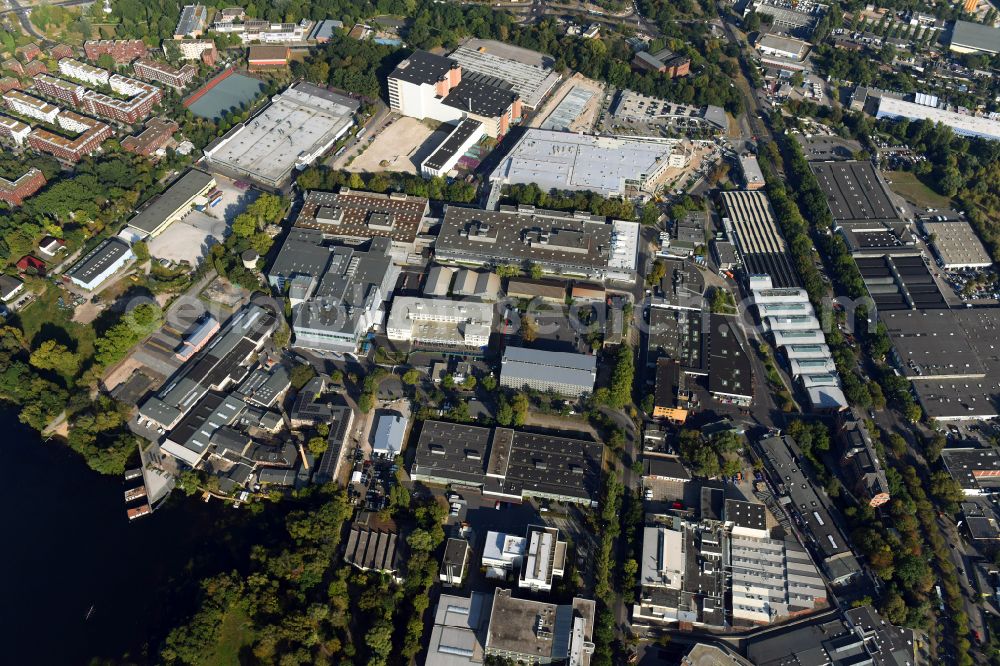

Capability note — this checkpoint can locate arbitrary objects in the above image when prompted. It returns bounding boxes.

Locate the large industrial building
[387,50,523,138]
[435,204,639,281]
[500,346,597,397]
[876,96,1000,141]
[719,190,799,288]
[267,230,398,353]
[490,129,689,198]
[293,188,429,261]
[919,218,992,269]
[65,237,134,290]
[203,83,358,189]
[810,160,902,225]
[410,420,604,506]
[949,19,1000,55]
[880,308,1000,420]
[125,169,216,239]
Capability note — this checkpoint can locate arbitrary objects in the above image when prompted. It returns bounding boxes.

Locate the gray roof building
[950,20,1000,55]
[410,421,604,506]
[500,346,597,397]
[436,204,639,281]
[758,434,861,585]
[126,169,215,237]
[485,589,596,666]
[344,522,403,578]
[427,592,491,666]
[65,238,134,291]
[269,229,399,353]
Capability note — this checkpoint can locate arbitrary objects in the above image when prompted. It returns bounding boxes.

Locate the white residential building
[59,58,110,87]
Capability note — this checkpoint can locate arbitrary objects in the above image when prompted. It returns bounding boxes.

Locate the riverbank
[1,409,274,664]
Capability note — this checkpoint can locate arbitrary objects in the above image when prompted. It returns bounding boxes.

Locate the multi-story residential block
[172,39,216,61]
[133,58,197,90]
[50,44,74,60]
[16,43,41,62]
[33,74,87,105]
[3,90,60,124]
[0,115,31,145]
[0,167,46,205]
[82,75,161,124]
[2,58,24,76]
[58,58,110,87]
[28,114,112,163]
[84,39,148,63]
[56,109,98,134]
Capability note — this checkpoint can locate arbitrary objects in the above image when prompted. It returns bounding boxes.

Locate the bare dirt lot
[346,116,447,175]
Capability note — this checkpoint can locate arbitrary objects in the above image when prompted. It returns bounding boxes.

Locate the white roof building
[876,96,1000,142]
[385,296,494,348]
[372,413,408,457]
[482,530,526,573]
[490,129,689,197]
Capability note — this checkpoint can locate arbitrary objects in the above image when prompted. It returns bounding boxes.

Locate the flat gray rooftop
[204,83,357,187]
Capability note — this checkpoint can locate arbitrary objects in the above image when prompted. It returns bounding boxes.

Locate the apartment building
[84,39,148,64]
[133,58,197,90]
[58,58,110,87]
[0,167,46,205]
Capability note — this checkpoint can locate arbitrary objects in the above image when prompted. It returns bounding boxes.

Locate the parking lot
[147,177,258,266]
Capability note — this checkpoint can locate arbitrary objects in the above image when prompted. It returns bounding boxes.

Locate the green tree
[29,340,78,377]
[307,436,328,457]
[132,240,150,263]
[402,368,420,385]
[232,212,257,238]
[289,363,316,390]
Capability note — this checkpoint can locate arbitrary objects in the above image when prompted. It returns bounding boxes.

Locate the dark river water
[1,410,268,665]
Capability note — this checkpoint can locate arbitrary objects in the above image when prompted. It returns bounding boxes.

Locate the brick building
[0,167,46,205]
[133,58,197,90]
[23,61,47,77]
[84,40,148,64]
[28,115,112,163]
[247,45,290,71]
[16,43,41,62]
[122,118,179,156]
[51,44,75,60]
[34,74,87,105]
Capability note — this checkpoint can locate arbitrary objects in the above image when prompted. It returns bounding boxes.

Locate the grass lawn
[18,282,97,366]
[884,170,953,209]
[203,606,254,666]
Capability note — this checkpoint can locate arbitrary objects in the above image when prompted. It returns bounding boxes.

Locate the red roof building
[24,61,48,77]
[0,77,20,93]
[84,40,147,64]
[16,255,46,275]
[51,44,75,60]
[16,43,41,62]
[122,118,179,157]
[3,59,24,76]
[247,45,290,71]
